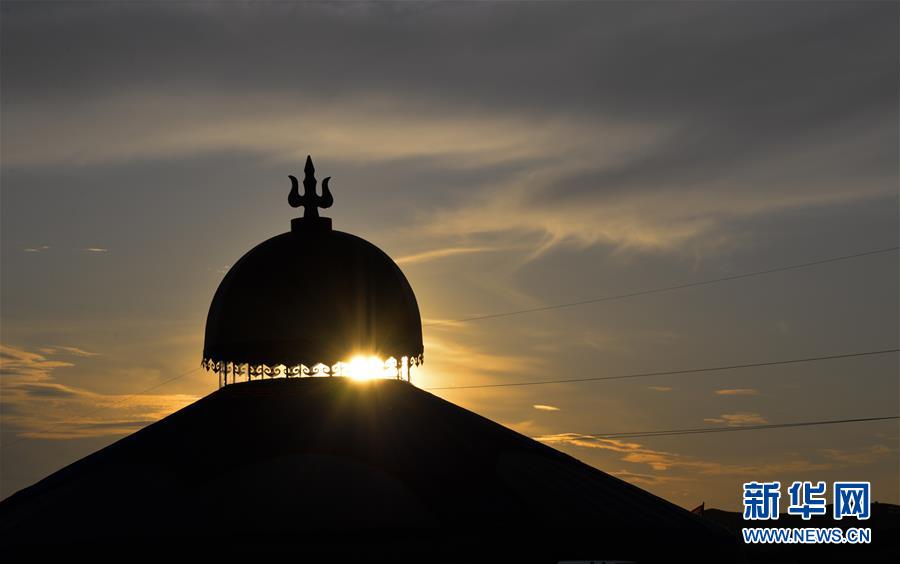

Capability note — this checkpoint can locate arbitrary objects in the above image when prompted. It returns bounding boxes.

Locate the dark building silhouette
[0,158,738,561]
[203,155,423,385]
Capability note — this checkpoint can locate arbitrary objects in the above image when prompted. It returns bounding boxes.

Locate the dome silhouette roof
[202,156,423,376]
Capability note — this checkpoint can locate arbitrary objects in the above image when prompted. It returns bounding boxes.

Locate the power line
[563,415,900,440]
[125,367,203,397]
[424,348,899,390]
[424,246,899,327]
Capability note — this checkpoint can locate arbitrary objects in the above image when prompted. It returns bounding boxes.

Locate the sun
[344,355,387,381]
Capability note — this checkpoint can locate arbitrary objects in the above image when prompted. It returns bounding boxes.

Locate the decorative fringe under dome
[202,354,424,386]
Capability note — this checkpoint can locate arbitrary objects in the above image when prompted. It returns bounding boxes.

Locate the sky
[1,1,897,510]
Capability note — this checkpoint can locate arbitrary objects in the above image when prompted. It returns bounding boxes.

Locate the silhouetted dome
[202,156,423,376]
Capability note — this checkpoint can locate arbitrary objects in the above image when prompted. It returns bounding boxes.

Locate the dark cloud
[2,2,894,216]
[2,2,895,120]
[534,108,895,208]
[14,383,79,399]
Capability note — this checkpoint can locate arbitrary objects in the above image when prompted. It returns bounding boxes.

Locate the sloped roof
[0,378,737,560]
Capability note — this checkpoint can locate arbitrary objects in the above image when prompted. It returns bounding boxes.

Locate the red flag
[691,502,705,516]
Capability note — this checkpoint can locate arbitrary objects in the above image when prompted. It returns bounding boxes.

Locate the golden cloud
[714,388,759,396]
[535,431,833,476]
[0,344,197,440]
[703,413,768,426]
[37,346,99,358]
[395,246,497,265]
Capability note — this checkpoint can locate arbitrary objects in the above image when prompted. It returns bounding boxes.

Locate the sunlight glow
[344,355,390,381]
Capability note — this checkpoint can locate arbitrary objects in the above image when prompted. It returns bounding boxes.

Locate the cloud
[423,135,891,260]
[37,346,99,358]
[503,419,539,436]
[537,433,648,454]
[422,334,539,381]
[533,404,559,412]
[703,413,768,426]
[558,329,685,357]
[0,344,74,382]
[0,344,196,439]
[80,247,109,253]
[14,382,81,399]
[5,3,893,134]
[535,433,684,472]
[395,246,496,265]
[820,445,894,465]
[609,469,689,486]
[648,386,673,392]
[714,388,758,396]
[22,245,49,252]
[580,331,620,353]
[535,432,831,475]
[420,317,469,329]
[2,2,893,259]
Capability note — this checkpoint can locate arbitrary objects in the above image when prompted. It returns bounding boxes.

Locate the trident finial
[288,155,333,219]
